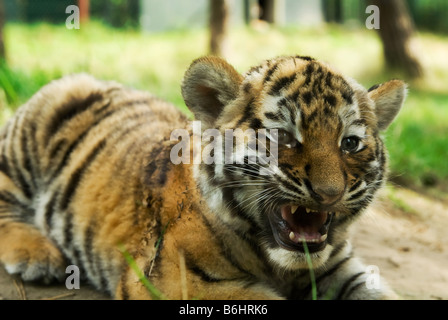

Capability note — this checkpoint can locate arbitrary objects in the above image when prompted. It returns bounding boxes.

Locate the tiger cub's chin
[265,244,334,271]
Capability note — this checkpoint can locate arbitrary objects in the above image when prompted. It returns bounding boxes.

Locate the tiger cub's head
[181,56,406,270]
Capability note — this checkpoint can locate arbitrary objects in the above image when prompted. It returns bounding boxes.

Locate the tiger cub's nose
[308,182,345,205]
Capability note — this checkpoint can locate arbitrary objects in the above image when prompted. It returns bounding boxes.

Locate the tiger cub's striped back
[0,74,187,293]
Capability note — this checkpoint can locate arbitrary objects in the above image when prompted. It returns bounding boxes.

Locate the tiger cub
[0,55,405,299]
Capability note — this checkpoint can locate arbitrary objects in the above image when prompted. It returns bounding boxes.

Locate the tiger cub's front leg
[114,231,283,300]
[0,218,66,284]
[115,256,283,300]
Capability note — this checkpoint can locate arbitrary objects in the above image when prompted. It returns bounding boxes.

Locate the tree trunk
[210,0,230,58]
[371,0,423,78]
[324,0,343,23]
[0,0,5,61]
[259,0,275,23]
[78,0,90,23]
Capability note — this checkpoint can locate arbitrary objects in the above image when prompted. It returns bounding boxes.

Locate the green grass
[302,241,317,300]
[120,246,166,300]
[385,90,448,188]
[1,21,447,189]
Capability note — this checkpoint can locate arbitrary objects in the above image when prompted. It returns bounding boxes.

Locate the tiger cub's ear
[181,56,243,129]
[368,79,407,131]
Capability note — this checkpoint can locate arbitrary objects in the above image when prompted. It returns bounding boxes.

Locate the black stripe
[120,270,130,300]
[329,240,349,259]
[72,247,83,274]
[277,97,298,125]
[323,105,333,117]
[190,266,224,282]
[351,119,367,127]
[145,145,168,184]
[198,208,262,277]
[325,72,333,88]
[49,108,150,182]
[304,164,311,177]
[0,154,12,178]
[44,191,58,231]
[348,179,362,192]
[335,272,364,300]
[236,98,255,127]
[145,143,173,188]
[303,63,314,86]
[114,98,150,109]
[247,65,262,76]
[0,190,32,215]
[48,108,119,181]
[10,158,33,199]
[264,112,286,122]
[62,216,83,278]
[368,84,380,92]
[296,55,314,61]
[287,90,300,104]
[20,126,33,181]
[93,100,112,115]
[278,175,305,196]
[83,219,97,279]
[280,165,303,187]
[49,139,68,160]
[355,145,369,154]
[263,63,278,83]
[220,180,264,231]
[341,86,354,105]
[29,123,40,180]
[243,82,252,94]
[59,139,107,211]
[98,254,110,293]
[184,253,224,283]
[348,188,367,201]
[301,90,313,105]
[0,190,23,207]
[268,74,297,96]
[0,211,20,219]
[342,281,365,299]
[63,210,74,248]
[324,93,337,108]
[250,118,262,130]
[315,255,351,286]
[277,97,288,108]
[45,92,103,145]
[305,109,319,127]
[9,119,33,199]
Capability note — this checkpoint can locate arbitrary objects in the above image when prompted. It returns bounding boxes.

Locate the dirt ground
[0,185,446,300]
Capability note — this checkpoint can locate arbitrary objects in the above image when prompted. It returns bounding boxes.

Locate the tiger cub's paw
[2,239,67,284]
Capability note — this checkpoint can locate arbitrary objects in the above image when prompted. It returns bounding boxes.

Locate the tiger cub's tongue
[280,205,328,236]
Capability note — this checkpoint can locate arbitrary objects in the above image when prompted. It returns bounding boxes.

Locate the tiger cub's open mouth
[268,205,334,253]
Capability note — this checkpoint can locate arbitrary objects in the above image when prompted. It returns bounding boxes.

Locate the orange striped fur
[0,56,406,299]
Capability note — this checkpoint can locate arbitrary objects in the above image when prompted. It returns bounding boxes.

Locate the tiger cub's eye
[277,130,297,148]
[341,136,360,153]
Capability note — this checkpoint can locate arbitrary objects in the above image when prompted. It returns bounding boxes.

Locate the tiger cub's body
[0,56,406,299]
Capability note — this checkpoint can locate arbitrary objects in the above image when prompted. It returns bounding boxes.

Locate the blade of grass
[0,64,18,104]
[119,222,169,300]
[120,247,166,300]
[302,240,317,300]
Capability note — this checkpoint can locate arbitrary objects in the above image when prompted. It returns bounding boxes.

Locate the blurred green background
[0,0,447,198]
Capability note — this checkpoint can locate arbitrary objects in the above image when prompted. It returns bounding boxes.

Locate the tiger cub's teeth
[289,231,295,241]
[289,206,318,215]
